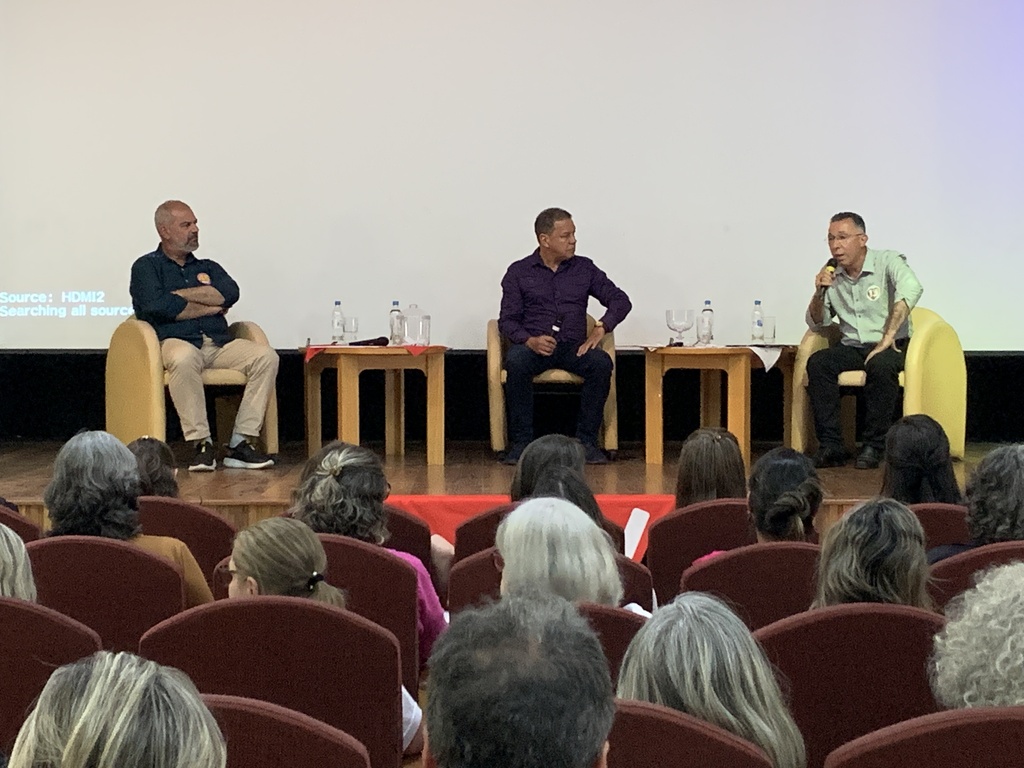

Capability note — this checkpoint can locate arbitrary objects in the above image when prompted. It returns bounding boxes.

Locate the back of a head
[290,441,390,544]
[528,465,607,527]
[675,428,747,509]
[931,562,1024,708]
[44,430,142,540]
[510,435,586,501]
[813,498,932,610]
[748,447,823,541]
[881,415,961,505]
[965,444,1024,545]
[426,591,613,768]
[0,522,37,602]
[617,592,806,768]
[127,437,180,498]
[9,650,225,768]
[231,517,346,608]
[496,497,623,606]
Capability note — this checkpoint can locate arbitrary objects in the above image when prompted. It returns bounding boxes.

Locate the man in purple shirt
[498,208,632,465]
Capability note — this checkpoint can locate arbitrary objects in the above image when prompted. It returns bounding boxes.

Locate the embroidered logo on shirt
[197,273,212,285]
[866,285,881,301]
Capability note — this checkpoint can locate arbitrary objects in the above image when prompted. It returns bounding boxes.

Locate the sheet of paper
[623,507,652,560]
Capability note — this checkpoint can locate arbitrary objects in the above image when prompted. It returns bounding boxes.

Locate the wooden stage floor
[2,438,986,534]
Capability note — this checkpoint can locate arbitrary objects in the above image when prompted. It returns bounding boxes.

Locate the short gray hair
[965,445,1024,545]
[617,593,806,768]
[0,522,36,601]
[812,498,932,611]
[496,497,623,606]
[931,562,1024,708]
[9,651,225,768]
[44,431,142,540]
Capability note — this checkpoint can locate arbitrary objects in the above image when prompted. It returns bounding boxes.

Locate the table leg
[645,353,664,464]
[726,355,752,467]
[700,370,722,428]
[384,370,406,457]
[425,354,445,466]
[337,356,361,446]
[304,358,325,458]
[780,358,794,449]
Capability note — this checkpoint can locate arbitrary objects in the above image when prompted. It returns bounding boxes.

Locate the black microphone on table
[347,336,390,347]
[816,258,838,300]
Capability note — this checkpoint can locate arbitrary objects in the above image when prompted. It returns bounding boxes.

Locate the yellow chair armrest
[229,321,270,346]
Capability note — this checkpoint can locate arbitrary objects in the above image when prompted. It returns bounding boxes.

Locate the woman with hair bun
[748,447,824,542]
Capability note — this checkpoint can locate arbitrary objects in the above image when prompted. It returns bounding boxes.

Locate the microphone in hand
[816,258,838,300]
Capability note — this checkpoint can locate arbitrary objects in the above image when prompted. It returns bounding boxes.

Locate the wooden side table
[645,346,795,466]
[304,346,446,465]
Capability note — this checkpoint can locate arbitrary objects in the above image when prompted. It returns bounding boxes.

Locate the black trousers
[504,342,613,447]
[806,342,907,451]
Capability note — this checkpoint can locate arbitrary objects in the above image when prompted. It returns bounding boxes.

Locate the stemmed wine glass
[665,309,695,346]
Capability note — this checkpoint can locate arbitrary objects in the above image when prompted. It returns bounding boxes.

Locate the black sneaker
[855,445,883,470]
[583,442,610,465]
[188,440,216,472]
[500,443,528,466]
[812,445,848,469]
[223,438,274,470]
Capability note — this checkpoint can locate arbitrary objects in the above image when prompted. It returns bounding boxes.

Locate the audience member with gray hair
[9,651,225,768]
[0,522,36,602]
[617,592,806,768]
[496,497,625,608]
[44,430,213,607]
[812,498,933,610]
[425,591,615,768]
[931,562,1024,708]
[929,444,1024,564]
[289,440,447,662]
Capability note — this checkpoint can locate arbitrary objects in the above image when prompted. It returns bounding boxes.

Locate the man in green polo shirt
[805,212,924,469]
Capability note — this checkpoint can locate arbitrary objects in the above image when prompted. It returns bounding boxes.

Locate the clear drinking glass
[343,316,359,343]
[665,309,695,345]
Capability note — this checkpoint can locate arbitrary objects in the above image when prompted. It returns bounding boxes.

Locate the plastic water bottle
[389,300,405,346]
[331,301,345,343]
[697,300,714,345]
[751,299,765,343]
[403,303,431,345]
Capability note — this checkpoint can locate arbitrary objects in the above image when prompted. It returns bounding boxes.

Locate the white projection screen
[1,0,1021,351]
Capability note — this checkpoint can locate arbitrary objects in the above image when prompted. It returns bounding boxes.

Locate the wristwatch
[594,320,605,329]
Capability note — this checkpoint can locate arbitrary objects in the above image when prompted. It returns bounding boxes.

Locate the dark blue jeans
[504,341,613,447]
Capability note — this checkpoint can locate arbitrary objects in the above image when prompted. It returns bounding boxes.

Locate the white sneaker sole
[222,457,275,470]
[188,460,217,472]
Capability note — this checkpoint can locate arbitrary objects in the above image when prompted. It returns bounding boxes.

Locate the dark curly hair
[880,415,961,505]
[290,441,390,545]
[127,437,179,498]
[966,445,1024,545]
[510,435,586,502]
[748,447,823,541]
[44,431,142,540]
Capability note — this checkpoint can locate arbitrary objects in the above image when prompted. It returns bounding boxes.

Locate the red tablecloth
[387,494,678,560]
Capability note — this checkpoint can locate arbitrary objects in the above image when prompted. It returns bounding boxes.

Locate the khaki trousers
[160,335,279,442]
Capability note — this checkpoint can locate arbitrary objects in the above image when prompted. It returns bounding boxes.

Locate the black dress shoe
[500,443,528,465]
[855,445,883,469]
[812,445,848,468]
[583,443,610,465]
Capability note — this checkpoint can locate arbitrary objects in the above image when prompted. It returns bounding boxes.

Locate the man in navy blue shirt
[130,201,278,471]
[498,208,631,464]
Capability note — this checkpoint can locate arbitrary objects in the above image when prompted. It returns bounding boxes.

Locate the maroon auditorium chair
[383,503,437,587]
[0,504,41,542]
[203,693,371,768]
[929,540,1024,611]
[447,546,501,614]
[576,602,646,686]
[0,598,102,754]
[908,503,970,552]
[453,503,517,563]
[140,597,402,768]
[138,496,236,589]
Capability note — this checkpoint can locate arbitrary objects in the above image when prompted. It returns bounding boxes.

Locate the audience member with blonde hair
[748,447,823,542]
[0,522,36,601]
[44,431,213,607]
[289,441,447,663]
[617,593,806,768]
[9,650,225,768]
[674,428,747,509]
[812,498,933,610]
[127,436,180,498]
[228,516,424,755]
[496,497,627,609]
[931,562,1024,708]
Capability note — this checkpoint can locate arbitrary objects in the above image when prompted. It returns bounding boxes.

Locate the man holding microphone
[805,212,923,469]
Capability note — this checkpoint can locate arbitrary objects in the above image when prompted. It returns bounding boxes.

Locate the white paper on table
[623,507,652,560]
[747,345,783,372]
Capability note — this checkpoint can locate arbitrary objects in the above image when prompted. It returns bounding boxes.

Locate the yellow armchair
[105,317,279,452]
[791,306,966,458]
[487,315,618,453]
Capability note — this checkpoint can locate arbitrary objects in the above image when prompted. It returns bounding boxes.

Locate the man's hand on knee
[865,337,900,365]
[526,335,556,356]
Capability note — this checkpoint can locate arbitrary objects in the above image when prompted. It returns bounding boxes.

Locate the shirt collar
[838,248,876,278]
[528,248,573,272]
[156,244,196,265]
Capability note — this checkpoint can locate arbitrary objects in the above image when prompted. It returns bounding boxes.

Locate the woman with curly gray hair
[44,431,213,607]
[617,593,806,768]
[812,498,933,611]
[931,562,1024,708]
[929,444,1024,564]
[290,441,446,662]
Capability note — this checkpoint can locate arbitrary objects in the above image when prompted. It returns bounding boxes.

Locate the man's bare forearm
[173,286,225,306]
[176,301,224,320]
[881,300,910,344]
[807,294,825,326]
